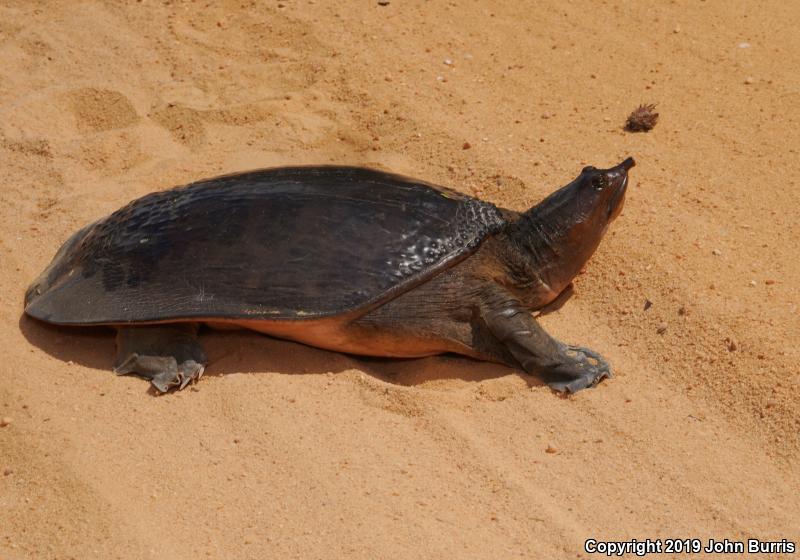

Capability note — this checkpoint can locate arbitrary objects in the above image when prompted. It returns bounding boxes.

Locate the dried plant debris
[625,104,659,132]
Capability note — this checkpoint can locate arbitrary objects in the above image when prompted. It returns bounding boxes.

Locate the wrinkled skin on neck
[503,158,634,309]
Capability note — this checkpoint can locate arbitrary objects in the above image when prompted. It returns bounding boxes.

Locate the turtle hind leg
[113,324,207,392]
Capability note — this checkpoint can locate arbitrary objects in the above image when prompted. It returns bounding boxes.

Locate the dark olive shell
[25,166,506,324]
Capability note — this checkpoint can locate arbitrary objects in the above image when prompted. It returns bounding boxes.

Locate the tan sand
[1,2,798,558]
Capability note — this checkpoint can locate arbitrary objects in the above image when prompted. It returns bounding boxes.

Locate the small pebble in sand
[3,468,13,476]
[678,306,688,316]
[443,58,453,65]
[748,280,757,287]
[765,279,776,285]
[738,42,751,49]
[644,299,653,311]
[462,142,472,150]
[656,323,668,335]
[624,104,659,132]
[725,338,737,352]
[545,445,558,454]
[712,248,722,256]
[0,417,11,427]
[744,76,754,85]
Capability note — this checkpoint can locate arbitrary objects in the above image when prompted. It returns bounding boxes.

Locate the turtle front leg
[481,305,611,393]
[113,324,207,392]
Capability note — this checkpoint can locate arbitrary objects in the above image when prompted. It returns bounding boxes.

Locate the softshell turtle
[25,159,635,393]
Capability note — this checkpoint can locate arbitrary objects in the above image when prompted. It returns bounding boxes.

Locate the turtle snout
[620,157,636,171]
[606,158,634,184]
[604,158,635,191]
[604,159,634,221]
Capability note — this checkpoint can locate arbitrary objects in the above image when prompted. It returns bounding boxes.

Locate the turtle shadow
[19,316,543,390]
[200,330,541,388]
[19,314,116,371]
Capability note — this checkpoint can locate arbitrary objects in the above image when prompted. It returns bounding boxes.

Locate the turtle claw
[177,360,204,391]
[546,345,612,394]
[151,359,203,392]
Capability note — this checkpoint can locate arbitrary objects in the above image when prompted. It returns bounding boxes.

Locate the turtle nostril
[621,157,636,170]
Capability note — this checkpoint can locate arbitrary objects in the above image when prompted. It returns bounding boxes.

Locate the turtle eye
[591,175,608,190]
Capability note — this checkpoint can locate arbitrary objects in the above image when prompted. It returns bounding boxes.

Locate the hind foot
[113,325,207,392]
[545,345,612,393]
[114,354,205,392]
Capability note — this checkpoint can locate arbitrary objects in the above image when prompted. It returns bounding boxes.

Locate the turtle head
[572,157,634,225]
[507,158,635,307]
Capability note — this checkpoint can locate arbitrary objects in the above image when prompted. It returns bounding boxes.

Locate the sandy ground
[1,1,798,558]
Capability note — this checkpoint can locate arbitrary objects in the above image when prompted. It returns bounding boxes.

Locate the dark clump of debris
[625,104,659,132]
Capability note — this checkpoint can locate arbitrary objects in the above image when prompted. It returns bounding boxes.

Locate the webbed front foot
[481,300,614,394]
[113,325,207,392]
[546,345,612,393]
